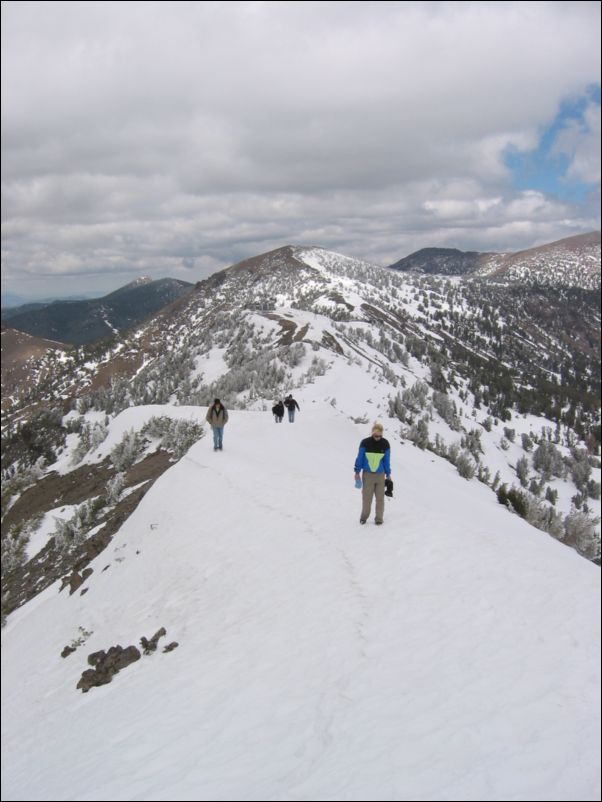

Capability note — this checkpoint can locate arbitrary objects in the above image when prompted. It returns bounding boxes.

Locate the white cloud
[553,101,601,184]
[1,1,600,298]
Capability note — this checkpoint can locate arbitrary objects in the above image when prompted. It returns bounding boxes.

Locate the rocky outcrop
[77,645,141,693]
[140,627,167,654]
[76,627,178,692]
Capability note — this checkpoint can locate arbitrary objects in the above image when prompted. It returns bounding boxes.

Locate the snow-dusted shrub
[461,429,483,460]
[52,499,103,553]
[564,510,601,561]
[587,480,601,500]
[106,472,126,506]
[477,464,491,485]
[521,433,534,452]
[1,526,29,578]
[1,462,45,518]
[503,427,516,443]
[456,451,476,480]
[432,433,448,458]
[524,496,564,539]
[529,477,544,497]
[516,456,530,488]
[402,380,430,413]
[533,441,565,480]
[380,364,398,386]
[447,442,461,465]
[389,393,409,424]
[71,422,107,466]
[110,430,145,472]
[406,417,430,450]
[302,356,328,384]
[432,391,461,430]
[568,449,592,493]
[280,343,306,368]
[497,485,528,518]
[141,417,204,460]
[161,420,203,459]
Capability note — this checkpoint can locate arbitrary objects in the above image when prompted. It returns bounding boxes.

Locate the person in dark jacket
[272,400,285,423]
[354,422,391,525]
[284,394,300,422]
[206,398,229,450]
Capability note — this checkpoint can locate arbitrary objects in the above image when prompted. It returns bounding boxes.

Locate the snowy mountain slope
[1,327,67,412]
[476,232,601,290]
[2,404,600,802]
[2,243,599,616]
[388,232,601,290]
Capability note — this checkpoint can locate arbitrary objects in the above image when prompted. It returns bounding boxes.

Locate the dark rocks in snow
[76,628,177,691]
[140,626,167,654]
[77,645,141,693]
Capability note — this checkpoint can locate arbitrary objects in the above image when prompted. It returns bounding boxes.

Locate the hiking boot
[360,518,366,525]
[375,520,383,525]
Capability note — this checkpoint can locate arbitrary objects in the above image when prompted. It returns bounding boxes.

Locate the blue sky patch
[504,85,601,203]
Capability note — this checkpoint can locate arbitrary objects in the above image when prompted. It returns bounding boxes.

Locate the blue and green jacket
[354,436,391,475]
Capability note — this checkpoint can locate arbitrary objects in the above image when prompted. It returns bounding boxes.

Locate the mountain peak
[126,275,153,289]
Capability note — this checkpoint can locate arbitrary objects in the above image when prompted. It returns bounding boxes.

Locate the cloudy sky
[2,1,601,301]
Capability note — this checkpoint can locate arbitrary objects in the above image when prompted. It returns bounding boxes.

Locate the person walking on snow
[272,400,285,423]
[354,422,391,525]
[284,394,300,422]
[206,398,229,451]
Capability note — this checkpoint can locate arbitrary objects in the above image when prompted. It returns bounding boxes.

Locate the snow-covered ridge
[2,406,600,801]
[2,237,600,800]
[476,233,601,289]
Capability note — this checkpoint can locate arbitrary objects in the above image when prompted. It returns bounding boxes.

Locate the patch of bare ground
[1,450,174,619]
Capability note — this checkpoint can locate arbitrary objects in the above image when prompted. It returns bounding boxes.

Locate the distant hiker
[284,394,300,422]
[272,400,285,423]
[354,422,391,525]
[206,398,229,451]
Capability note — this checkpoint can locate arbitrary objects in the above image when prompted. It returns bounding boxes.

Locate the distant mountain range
[1,290,103,311]
[3,232,599,347]
[389,231,601,289]
[2,277,194,345]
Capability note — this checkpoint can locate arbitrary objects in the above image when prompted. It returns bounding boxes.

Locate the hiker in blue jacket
[354,422,391,525]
